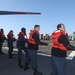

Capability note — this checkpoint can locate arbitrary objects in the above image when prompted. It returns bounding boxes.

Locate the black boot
[24,63,30,71]
[33,70,42,75]
[9,56,13,59]
[9,53,13,59]
[18,59,23,68]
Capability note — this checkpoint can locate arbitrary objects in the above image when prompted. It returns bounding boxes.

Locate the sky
[0,0,75,38]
